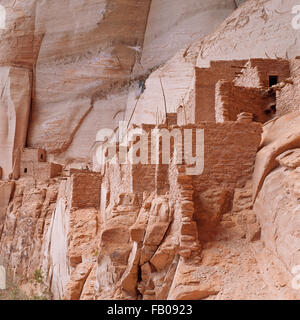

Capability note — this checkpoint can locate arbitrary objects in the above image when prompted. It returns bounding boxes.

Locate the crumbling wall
[215,80,274,123]
[249,59,290,88]
[234,65,261,88]
[185,122,262,237]
[234,59,290,89]
[193,60,247,122]
[183,59,290,126]
[276,59,300,116]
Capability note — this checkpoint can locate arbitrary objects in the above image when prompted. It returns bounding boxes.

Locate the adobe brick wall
[215,80,274,123]
[190,59,290,125]
[132,164,156,194]
[20,162,62,180]
[20,161,35,178]
[70,172,102,209]
[167,122,261,239]
[165,122,262,190]
[166,113,177,126]
[193,60,247,123]
[101,121,261,212]
[131,124,169,196]
[50,163,63,178]
[184,122,262,217]
[235,59,290,88]
[184,122,262,189]
[21,148,46,163]
[248,59,290,88]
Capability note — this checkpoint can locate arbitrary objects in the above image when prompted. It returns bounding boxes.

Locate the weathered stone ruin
[178,59,290,125]
[0,0,300,301]
[20,148,62,180]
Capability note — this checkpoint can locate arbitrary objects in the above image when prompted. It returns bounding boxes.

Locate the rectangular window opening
[269,75,278,87]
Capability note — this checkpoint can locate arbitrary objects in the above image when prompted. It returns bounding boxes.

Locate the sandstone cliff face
[0,0,242,169]
[140,0,239,70]
[0,67,31,180]
[132,0,300,126]
[0,0,300,301]
[253,112,300,299]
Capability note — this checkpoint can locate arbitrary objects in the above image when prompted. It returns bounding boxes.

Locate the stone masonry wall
[21,149,46,163]
[70,173,102,209]
[215,80,274,123]
[188,121,261,230]
[20,162,62,180]
[188,122,262,192]
[234,59,290,89]
[249,59,290,88]
[193,60,247,122]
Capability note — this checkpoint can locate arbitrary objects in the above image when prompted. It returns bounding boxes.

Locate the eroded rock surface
[0,0,300,301]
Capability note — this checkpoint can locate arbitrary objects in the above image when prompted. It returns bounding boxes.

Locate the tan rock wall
[0,1,38,68]
[140,0,236,70]
[254,166,300,298]
[28,0,151,156]
[0,180,59,286]
[277,59,300,116]
[196,0,300,67]
[0,181,14,235]
[0,67,32,179]
[21,149,46,163]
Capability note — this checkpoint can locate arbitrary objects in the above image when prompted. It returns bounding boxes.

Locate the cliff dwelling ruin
[0,0,300,301]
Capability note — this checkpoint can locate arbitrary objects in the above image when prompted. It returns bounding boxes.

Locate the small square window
[269,75,278,87]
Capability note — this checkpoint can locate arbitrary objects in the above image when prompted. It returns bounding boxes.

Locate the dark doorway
[269,75,278,87]
[270,104,276,113]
